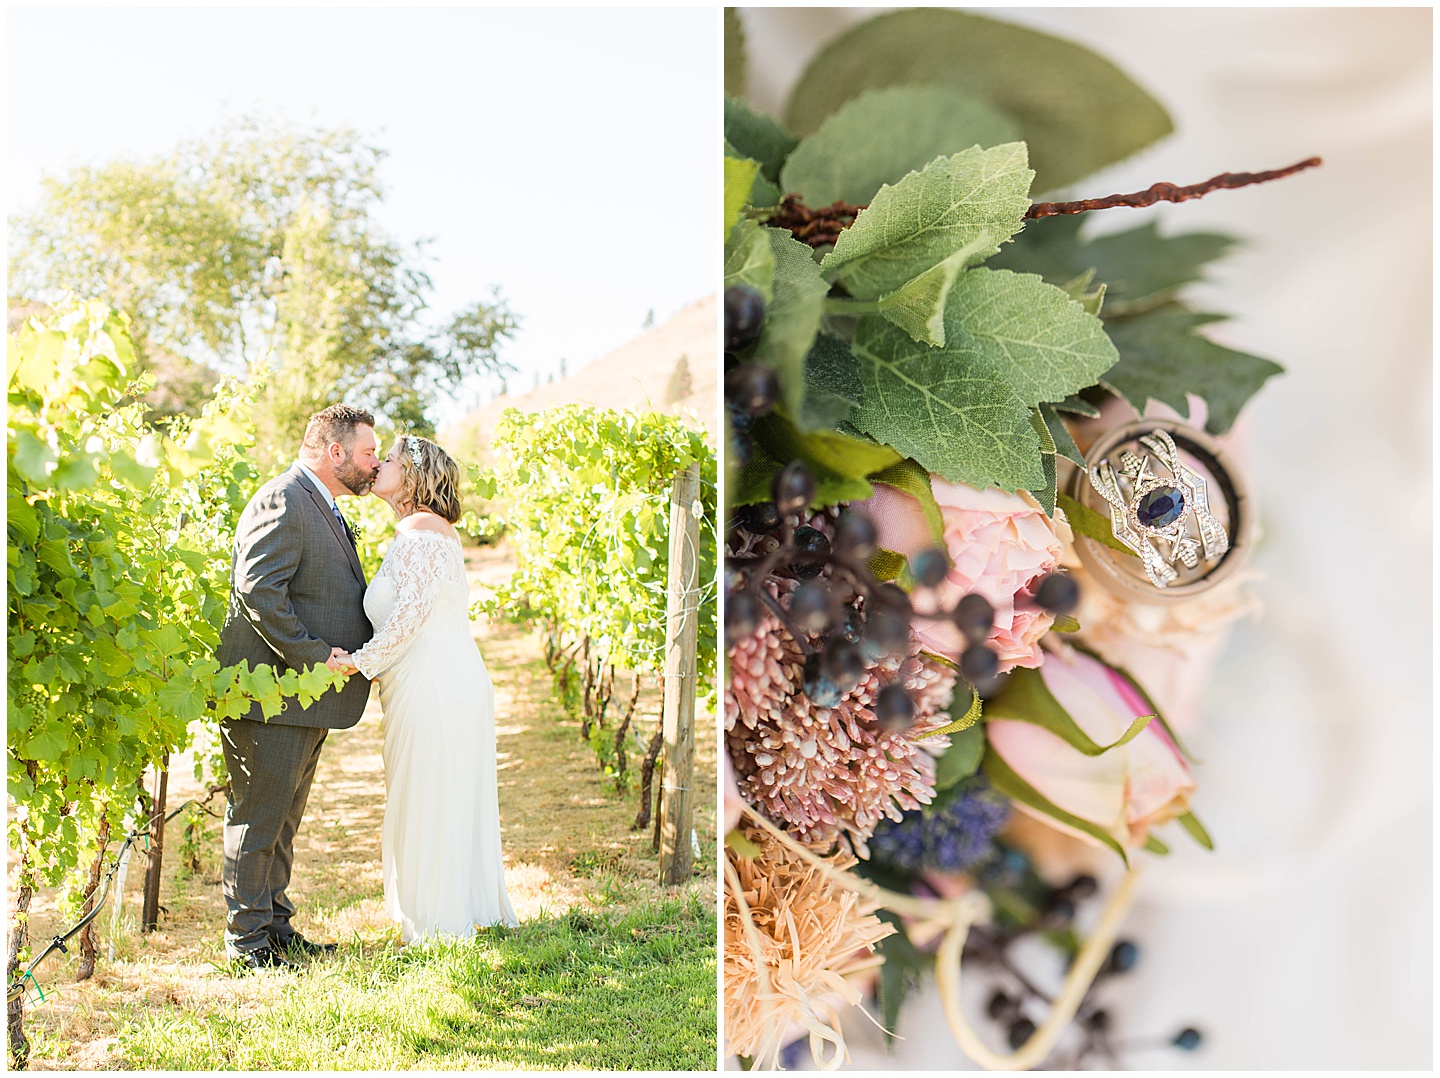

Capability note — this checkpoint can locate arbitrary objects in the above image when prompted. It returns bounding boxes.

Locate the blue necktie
[333,503,355,547]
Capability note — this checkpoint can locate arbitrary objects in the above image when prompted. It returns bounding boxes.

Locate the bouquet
[722,8,1316,1070]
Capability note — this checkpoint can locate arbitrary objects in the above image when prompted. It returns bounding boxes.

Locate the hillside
[441,294,716,462]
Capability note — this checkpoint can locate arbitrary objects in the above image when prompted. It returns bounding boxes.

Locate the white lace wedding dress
[351,529,518,942]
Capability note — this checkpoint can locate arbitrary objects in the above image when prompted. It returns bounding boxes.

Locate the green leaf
[724,828,761,859]
[1028,409,1058,516]
[1101,305,1284,435]
[11,427,58,485]
[157,675,207,725]
[107,450,157,489]
[917,686,981,741]
[724,7,746,97]
[751,228,831,421]
[984,667,1153,757]
[873,913,926,1044]
[868,458,946,548]
[934,720,986,790]
[1056,492,1138,557]
[780,85,1020,208]
[1069,642,1197,765]
[725,97,797,184]
[21,725,69,765]
[983,747,1128,865]
[850,268,1117,492]
[7,494,40,544]
[723,219,776,302]
[870,232,993,346]
[724,156,761,238]
[1051,614,1081,633]
[867,548,905,583]
[784,8,1173,195]
[799,333,863,430]
[1144,834,1171,855]
[821,143,1032,300]
[1039,402,1084,467]
[1177,811,1215,851]
[991,214,1238,316]
[755,411,902,485]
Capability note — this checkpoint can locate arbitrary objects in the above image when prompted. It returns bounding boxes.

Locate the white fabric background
[733,7,1432,1070]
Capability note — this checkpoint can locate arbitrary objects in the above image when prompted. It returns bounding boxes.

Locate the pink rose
[852,480,1070,672]
[986,647,1195,850]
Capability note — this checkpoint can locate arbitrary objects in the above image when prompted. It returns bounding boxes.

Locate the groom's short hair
[301,404,376,456]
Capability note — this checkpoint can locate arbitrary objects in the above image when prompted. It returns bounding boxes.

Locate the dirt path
[13,541,717,1070]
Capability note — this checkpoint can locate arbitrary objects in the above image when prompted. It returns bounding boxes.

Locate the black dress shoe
[237,946,299,971]
[271,931,337,956]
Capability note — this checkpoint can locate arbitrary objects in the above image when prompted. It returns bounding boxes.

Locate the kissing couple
[215,404,517,970]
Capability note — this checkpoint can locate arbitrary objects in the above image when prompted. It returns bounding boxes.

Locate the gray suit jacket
[216,465,374,728]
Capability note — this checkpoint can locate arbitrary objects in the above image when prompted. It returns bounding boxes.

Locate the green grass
[116,894,716,1070]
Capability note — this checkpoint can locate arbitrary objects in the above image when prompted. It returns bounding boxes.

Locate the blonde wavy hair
[394,435,463,523]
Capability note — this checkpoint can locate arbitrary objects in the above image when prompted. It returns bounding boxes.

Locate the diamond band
[1074,421,1244,598]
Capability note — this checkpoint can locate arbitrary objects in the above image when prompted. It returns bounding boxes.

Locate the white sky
[6,6,718,428]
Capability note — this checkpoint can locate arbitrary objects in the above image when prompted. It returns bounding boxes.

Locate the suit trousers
[220,718,328,957]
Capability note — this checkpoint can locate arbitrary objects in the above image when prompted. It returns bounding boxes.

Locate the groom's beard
[335,460,377,496]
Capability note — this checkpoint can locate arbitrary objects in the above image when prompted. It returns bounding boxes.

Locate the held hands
[326,647,359,676]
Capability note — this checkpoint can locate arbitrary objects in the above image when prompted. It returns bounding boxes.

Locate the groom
[215,404,379,970]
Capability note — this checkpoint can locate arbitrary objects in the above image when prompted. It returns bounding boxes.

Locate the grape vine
[6,300,345,1065]
[476,406,717,797]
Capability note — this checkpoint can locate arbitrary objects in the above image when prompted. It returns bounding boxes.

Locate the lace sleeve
[351,533,452,679]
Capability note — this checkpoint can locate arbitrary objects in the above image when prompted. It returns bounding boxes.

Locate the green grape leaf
[723,218,776,302]
[799,332,863,430]
[11,427,58,485]
[8,494,40,544]
[821,143,1033,300]
[21,725,69,765]
[850,268,1117,492]
[752,227,829,422]
[724,156,760,238]
[724,7,746,97]
[985,667,1153,757]
[871,232,993,346]
[780,85,1020,208]
[158,675,208,725]
[991,214,1238,316]
[1101,305,1285,435]
[784,8,1173,195]
[725,97,798,184]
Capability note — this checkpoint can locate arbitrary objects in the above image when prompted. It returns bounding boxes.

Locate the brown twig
[769,195,867,248]
[1025,156,1322,218]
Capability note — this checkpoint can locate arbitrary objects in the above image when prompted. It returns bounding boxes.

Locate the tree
[665,353,692,404]
[8,117,519,464]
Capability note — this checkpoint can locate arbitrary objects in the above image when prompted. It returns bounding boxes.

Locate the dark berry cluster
[960,844,1204,1066]
[727,456,1080,718]
[723,285,773,469]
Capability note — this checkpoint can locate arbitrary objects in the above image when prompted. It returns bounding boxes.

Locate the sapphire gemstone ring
[1086,427,1231,590]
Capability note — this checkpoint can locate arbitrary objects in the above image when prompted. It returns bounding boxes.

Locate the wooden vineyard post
[658,462,701,885]
[140,756,168,933]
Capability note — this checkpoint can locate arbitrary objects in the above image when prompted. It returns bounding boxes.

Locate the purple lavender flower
[869,775,1010,874]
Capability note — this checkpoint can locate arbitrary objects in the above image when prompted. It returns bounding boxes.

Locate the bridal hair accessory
[407,436,424,469]
[1071,419,1250,601]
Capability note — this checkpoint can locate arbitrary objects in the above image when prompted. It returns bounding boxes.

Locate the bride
[334,434,518,942]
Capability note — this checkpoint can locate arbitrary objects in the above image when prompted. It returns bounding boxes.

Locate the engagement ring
[1066,419,1250,601]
